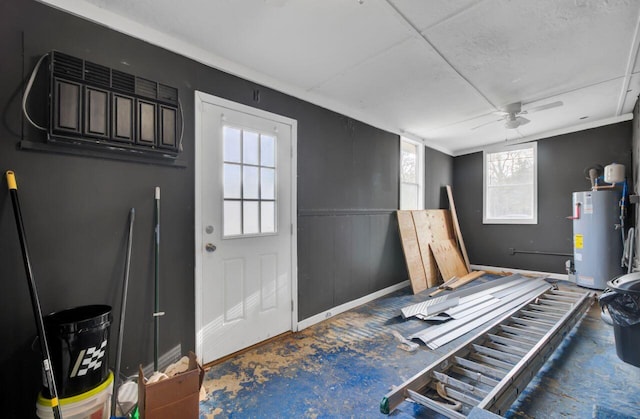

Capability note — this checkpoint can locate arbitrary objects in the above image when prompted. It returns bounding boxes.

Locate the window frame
[222,125,278,238]
[483,142,538,225]
[399,137,425,210]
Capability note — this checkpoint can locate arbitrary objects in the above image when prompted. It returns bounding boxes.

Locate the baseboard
[471,264,573,282]
[296,280,410,331]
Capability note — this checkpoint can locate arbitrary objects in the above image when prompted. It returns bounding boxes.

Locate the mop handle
[6,171,62,419]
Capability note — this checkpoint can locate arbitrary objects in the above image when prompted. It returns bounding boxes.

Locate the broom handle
[111,208,135,417]
[6,171,62,419]
[154,187,160,371]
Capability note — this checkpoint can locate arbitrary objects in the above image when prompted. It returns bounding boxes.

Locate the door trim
[194,90,298,360]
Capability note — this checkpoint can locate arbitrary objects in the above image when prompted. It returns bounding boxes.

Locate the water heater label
[575,253,582,261]
[574,234,584,249]
[584,194,593,214]
[579,275,595,287]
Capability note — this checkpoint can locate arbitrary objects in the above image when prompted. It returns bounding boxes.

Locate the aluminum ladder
[380,286,594,417]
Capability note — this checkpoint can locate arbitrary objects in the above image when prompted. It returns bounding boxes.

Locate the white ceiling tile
[312,36,491,133]
[388,0,483,31]
[425,0,640,106]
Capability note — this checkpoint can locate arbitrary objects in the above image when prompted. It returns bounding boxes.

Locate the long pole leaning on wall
[153,187,164,371]
[6,171,62,419]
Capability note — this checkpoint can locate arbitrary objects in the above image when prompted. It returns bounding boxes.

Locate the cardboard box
[138,351,205,419]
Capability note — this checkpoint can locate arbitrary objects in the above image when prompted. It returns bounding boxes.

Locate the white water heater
[572,190,624,289]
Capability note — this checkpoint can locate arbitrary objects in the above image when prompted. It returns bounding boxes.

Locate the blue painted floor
[199,278,640,418]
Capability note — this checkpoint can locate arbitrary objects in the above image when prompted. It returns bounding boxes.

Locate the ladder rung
[429,382,482,407]
[451,365,500,387]
[433,371,490,399]
[500,324,545,338]
[469,352,515,371]
[488,333,534,350]
[537,298,573,307]
[472,343,522,364]
[520,309,563,321]
[455,356,506,380]
[543,294,580,303]
[406,389,467,419]
[482,340,529,357]
[549,289,584,298]
[530,304,569,315]
[510,316,553,331]
[517,314,556,326]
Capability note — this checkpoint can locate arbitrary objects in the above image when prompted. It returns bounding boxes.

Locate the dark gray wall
[298,121,405,319]
[453,122,632,273]
[425,147,454,209]
[0,0,407,414]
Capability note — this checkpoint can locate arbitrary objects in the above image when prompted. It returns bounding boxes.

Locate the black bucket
[602,274,640,367]
[43,305,112,398]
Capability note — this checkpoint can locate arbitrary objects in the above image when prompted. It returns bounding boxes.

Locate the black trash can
[599,273,640,367]
[43,305,112,398]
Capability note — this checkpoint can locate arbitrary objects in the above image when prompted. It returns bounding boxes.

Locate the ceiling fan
[472,100,563,130]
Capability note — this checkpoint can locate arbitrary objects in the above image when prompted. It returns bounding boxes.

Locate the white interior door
[195,91,297,364]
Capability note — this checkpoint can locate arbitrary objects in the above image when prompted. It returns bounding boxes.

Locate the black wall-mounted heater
[48,51,180,157]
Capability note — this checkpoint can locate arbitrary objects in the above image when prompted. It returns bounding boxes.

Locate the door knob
[205,243,217,252]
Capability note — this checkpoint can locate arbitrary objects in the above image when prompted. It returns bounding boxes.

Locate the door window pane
[243,166,259,199]
[261,168,275,200]
[261,202,275,233]
[243,201,260,234]
[243,131,259,165]
[224,201,242,236]
[224,164,241,199]
[261,135,275,167]
[223,127,241,163]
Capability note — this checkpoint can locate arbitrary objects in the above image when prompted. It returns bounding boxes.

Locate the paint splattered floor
[199,278,640,418]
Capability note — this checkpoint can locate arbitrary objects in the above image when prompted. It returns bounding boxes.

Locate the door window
[223,126,277,236]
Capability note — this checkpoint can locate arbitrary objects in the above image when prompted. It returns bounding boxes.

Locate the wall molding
[298,209,396,217]
[296,280,410,331]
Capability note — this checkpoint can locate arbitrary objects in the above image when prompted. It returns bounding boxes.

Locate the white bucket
[36,371,113,419]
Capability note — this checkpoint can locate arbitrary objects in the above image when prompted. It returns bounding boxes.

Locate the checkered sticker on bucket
[70,339,108,378]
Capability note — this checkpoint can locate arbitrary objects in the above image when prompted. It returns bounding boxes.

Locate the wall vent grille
[48,50,180,156]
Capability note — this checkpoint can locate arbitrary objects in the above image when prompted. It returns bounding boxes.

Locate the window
[483,142,537,224]
[400,137,424,210]
[223,126,277,236]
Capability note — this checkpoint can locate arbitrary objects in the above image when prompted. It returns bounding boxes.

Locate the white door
[195,91,297,364]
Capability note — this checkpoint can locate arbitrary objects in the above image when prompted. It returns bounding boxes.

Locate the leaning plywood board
[411,211,442,288]
[396,211,428,294]
[430,239,468,281]
[411,210,454,287]
[446,185,471,272]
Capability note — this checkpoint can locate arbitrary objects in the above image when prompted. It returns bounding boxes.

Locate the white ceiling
[40,0,640,155]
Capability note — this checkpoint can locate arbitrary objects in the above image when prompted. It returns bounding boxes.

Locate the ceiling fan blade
[471,118,503,130]
[524,100,563,114]
[517,116,530,125]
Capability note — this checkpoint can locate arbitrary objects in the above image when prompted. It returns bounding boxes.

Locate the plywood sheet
[396,211,428,294]
[446,185,471,271]
[430,239,468,281]
[411,211,438,288]
[411,210,454,288]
